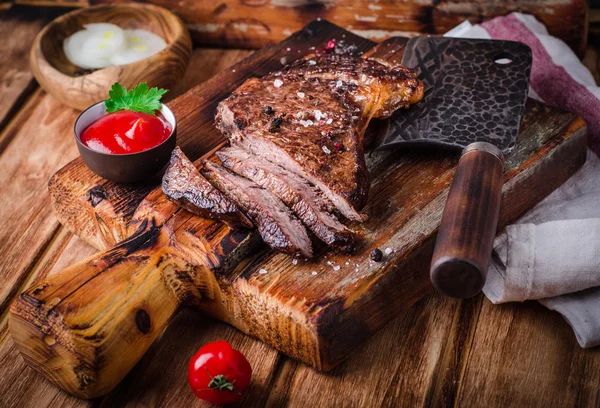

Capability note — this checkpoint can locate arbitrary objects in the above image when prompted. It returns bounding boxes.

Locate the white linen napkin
[446,13,600,347]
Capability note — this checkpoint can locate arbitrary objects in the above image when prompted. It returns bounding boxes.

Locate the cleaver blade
[377,36,532,299]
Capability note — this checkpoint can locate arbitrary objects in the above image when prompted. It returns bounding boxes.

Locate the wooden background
[2,0,591,56]
[0,5,600,408]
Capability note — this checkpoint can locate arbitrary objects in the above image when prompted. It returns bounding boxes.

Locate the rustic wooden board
[13,0,589,56]
[35,18,589,387]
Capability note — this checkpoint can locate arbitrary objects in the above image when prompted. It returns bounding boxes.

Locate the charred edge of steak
[217,146,355,252]
[162,147,253,229]
[283,54,424,118]
[200,160,313,258]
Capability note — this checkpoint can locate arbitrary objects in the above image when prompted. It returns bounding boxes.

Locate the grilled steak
[162,147,252,229]
[201,160,313,258]
[216,54,423,222]
[217,146,355,252]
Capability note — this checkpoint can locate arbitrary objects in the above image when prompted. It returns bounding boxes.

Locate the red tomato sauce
[80,110,172,154]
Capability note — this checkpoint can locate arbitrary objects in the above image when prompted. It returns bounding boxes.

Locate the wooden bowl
[30,3,192,111]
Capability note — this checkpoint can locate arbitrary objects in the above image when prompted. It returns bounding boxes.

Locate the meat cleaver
[374,36,532,298]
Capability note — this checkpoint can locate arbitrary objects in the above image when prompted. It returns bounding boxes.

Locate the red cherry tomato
[187,340,252,405]
[80,110,172,154]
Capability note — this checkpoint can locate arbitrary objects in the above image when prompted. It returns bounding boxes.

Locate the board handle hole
[494,52,514,65]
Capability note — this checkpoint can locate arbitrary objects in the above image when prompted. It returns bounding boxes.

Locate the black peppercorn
[264,106,274,115]
[269,117,283,133]
[370,248,383,262]
[234,119,244,130]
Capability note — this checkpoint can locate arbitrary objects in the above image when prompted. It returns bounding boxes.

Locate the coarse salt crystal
[335,80,343,88]
[280,57,287,65]
[313,109,324,120]
[322,145,331,154]
[232,69,236,72]
[345,262,349,265]
[385,248,393,255]
[273,79,283,88]
[259,269,268,274]
[333,265,341,271]
[327,261,332,265]
[326,118,333,125]
[292,259,298,265]
[299,119,314,127]
[308,60,317,65]
[297,92,305,98]
[286,47,291,51]
[311,271,318,275]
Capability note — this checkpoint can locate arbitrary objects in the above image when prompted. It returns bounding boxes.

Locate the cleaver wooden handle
[430,142,504,298]
[8,220,214,399]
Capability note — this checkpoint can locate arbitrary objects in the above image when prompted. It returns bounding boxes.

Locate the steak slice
[162,147,252,229]
[216,54,423,222]
[201,160,313,258]
[217,146,355,252]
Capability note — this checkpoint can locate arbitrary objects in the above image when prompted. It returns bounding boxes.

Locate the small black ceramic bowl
[74,101,176,183]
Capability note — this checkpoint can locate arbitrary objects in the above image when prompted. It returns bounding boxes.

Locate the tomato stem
[208,375,236,393]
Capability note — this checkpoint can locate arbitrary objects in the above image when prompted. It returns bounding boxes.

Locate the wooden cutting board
[10,20,587,399]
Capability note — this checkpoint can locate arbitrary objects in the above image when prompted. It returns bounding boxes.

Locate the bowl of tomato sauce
[74,100,176,183]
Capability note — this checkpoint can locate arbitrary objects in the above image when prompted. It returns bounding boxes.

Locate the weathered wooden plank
[265,292,479,407]
[0,94,80,316]
[12,0,589,56]
[0,7,62,136]
[456,299,600,407]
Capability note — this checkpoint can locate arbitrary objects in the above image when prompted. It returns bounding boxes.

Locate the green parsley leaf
[104,82,168,114]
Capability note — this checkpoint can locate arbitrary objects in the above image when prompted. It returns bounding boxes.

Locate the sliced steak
[216,54,423,222]
[217,76,368,221]
[201,160,313,258]
[217,146,355,252]
[162,147,252,229]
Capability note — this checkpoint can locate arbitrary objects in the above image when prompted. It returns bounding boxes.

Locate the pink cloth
[482,14,600,154]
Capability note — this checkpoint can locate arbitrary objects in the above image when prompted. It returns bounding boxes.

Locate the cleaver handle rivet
[430,141,504,298]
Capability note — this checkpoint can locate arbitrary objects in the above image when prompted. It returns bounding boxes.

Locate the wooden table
[1,6,600,407]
